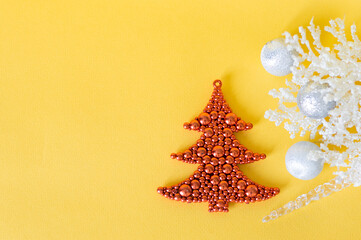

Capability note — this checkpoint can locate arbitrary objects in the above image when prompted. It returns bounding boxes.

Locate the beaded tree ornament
[157,80,279,212]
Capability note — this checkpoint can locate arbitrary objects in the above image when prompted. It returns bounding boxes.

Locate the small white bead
[285,141,324,180]
[261,38,295,76]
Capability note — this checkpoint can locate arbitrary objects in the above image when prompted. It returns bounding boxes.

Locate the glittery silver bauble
[297,82,336,119]
[261,38,295,76]
[285,141,324,180]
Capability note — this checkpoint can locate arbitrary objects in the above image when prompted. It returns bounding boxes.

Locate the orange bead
[204,128,214,137]
[210,111,218,119]
[236,171,243,178]
[223,128,232,138]
[157,187,164,194]
[222,164,232,174]
[183,150,192,158]
[245,185,258,197]
[211,157,219,165]
[216,200,225,208]
[193,171,201,178]
[179,184,192,197]
[212,146,224,157]
[237,180,247,190]
[230,148,240,157]
[190,120,200,130]
[191,180,201,189]
[205,164,214,174]
[219,181,228,190]
[197,147,207,157]
[236,120,245,130]
[183,122,191,129]
[219,111,225,119]
[226,156,234,164]
[199,113,211,125]
[225,113,237,125]
[211,175,220,185]
[245,123,253,130]
[245,150,253,159]
[174,194,181,201]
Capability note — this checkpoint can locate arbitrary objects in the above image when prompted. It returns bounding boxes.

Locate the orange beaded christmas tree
[157,80,279,212]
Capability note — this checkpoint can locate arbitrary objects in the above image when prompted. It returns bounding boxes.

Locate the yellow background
[1,0,361,239]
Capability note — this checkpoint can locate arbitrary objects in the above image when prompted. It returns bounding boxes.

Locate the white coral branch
[264,18,361,221]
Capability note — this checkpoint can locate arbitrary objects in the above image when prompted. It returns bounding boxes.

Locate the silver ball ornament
[297,82,336,119]
[285,141,324,180]
[261,38,295,76]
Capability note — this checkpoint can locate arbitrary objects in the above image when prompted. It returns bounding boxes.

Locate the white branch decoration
[264,18,361,222]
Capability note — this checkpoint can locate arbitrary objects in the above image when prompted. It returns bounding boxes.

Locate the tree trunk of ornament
[157,80,279,212]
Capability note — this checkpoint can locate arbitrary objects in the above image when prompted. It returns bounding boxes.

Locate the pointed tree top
[183,80,253,132]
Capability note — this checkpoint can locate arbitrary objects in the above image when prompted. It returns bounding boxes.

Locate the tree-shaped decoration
[157,80,279,212]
